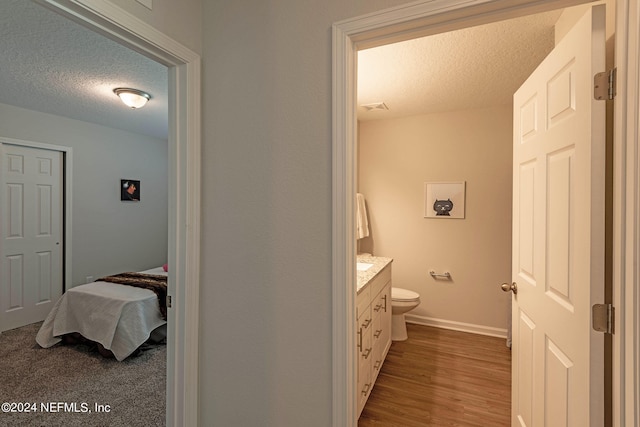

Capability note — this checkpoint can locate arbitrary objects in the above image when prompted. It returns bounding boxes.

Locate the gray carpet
[0,322,166,427]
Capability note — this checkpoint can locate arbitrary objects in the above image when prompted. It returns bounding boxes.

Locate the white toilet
[391,287,421,341]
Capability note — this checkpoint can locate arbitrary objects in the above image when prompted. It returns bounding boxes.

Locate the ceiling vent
[361,102,389,112]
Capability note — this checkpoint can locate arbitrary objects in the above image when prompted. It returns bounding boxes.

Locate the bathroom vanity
[356,255,392,417]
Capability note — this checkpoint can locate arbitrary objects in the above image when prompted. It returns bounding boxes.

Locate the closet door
[0,143,63,331]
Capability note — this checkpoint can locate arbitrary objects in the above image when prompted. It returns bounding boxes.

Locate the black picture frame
[121,179,140,202]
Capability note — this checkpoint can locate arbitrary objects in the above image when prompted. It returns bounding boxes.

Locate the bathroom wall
[358,105,512,334]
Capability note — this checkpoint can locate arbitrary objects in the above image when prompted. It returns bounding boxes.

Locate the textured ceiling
[358,10,562,120]
[1,1,560,136]
[0,0,168,139]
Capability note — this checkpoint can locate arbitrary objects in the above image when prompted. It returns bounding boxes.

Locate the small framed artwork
[121,179,140,202]
[424,181,465,219]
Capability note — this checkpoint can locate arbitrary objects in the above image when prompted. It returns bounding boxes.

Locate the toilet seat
[392,287,420,302]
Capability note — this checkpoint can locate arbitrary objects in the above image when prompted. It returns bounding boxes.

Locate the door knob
[501,282,517,294]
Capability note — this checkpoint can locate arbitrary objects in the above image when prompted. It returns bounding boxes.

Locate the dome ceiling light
[113,87,152,109]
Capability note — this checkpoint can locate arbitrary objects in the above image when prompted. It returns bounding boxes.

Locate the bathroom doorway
[354,10,552,336]
[356,5,611,425]
[354,13,545,423]
[333,0,623,424]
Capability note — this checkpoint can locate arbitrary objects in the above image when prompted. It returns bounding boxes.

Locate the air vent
[361,102,389,112]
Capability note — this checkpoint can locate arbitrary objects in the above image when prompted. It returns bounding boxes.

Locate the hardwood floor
[358,323,511,427]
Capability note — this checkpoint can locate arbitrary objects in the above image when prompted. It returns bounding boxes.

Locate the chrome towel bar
[429,270,451,279]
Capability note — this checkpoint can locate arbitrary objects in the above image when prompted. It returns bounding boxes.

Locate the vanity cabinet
[356,263,392,417]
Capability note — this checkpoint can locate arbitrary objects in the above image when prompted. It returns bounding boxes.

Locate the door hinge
[592,303,614,334]
[166,295,172,308]
[594,68,617,100]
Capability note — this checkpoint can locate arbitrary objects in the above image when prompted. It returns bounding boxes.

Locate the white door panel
[511,5,606,426]
[1,143,63,331]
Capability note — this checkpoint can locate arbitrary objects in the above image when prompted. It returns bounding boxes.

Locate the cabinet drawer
[357,306,372,354]
[356,286,370,319]
[357,325,373,416]
[359,327,372,362]
[372,311,389,360]
[357,354,371,416]
[371,311,384,349]
[358,305,372,332]
[371,290,389,318]
[370,265,391,298]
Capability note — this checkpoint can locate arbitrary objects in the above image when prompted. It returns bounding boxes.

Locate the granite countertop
[357,254,393,293]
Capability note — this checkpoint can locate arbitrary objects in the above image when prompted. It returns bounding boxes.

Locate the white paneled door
[511,5,606,426]
[0,143,63,332]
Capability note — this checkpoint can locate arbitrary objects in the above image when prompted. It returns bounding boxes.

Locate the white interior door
[0,143,63,332]
[511,5,606,426]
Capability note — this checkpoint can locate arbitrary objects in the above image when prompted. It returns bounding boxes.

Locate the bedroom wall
[357,105,513,334]
[0,102,168,286]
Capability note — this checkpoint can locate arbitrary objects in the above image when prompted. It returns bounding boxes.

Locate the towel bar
[429,270,451,279]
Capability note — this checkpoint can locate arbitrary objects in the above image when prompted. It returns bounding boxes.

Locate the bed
[36,267,167,361]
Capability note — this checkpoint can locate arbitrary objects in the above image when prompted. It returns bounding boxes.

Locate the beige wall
[358,106,513,332]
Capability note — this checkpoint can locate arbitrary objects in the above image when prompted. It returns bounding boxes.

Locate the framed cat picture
[424,181,465,219]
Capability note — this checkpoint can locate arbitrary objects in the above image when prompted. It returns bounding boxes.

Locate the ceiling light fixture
[113,88,152,109]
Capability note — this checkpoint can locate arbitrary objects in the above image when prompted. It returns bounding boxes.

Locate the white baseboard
[405,314,508,339]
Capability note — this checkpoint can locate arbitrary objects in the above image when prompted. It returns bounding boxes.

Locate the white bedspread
[36,267,167,361]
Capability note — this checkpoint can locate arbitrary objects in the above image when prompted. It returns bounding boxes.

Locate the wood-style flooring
[358,323,511,427]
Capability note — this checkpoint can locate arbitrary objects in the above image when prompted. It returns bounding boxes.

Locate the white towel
[356,193,370,239]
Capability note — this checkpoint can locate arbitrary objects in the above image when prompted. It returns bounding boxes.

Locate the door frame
[612,1,640,425]
[35,1,202,426]
[0,137,73,307]
[332,0,638,425]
